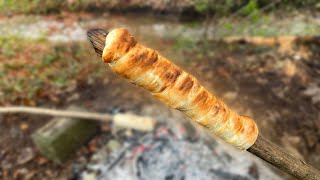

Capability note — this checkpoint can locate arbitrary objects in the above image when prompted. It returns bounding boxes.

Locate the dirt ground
[0,13,320,180]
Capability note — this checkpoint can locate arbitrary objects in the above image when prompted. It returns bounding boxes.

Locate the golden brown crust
[102,28,259,150]
[102,28,137,63]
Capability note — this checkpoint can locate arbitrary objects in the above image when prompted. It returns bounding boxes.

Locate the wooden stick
[87,29,320,180]
[248,135,320,180]
[0,106,112,121]
[0,106,155,132]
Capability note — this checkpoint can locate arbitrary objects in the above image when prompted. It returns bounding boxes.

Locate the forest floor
[0,11,320,179]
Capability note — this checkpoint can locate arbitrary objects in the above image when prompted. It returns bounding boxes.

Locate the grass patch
[0,0,318,15]
[0,0,62,14]
[0,36,103,105]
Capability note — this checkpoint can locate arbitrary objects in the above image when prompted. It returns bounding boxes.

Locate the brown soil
[1,37,320,179]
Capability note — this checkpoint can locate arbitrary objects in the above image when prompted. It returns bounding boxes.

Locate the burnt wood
[87,29,320,180]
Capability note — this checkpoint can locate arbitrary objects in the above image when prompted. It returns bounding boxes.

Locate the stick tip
[87,29,108,57]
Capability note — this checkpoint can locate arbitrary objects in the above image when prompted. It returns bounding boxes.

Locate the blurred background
[0,0,319,179]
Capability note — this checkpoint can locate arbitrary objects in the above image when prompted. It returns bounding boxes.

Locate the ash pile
[81,111,282,180]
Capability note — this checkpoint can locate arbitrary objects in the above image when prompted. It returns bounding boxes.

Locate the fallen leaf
[37,157,49,165]
[282,60,296,77]
[88,139,98,153]
[13,168,28,179]
[20,122,29,130]
[2,170,8,178]
[100,123,111,132]
[303,84,320,104]
[1,160,12,170]
[17,147,35,165]
[45,170,54,177]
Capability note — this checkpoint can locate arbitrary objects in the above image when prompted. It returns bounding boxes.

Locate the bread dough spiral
[102,28,258,150]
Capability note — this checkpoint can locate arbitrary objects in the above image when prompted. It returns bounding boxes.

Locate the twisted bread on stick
[102,28,258,150]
